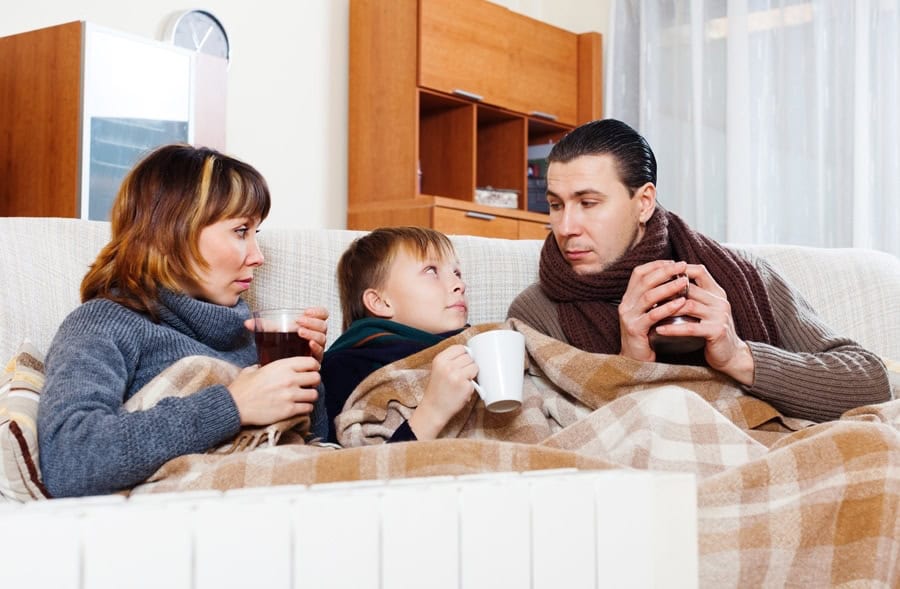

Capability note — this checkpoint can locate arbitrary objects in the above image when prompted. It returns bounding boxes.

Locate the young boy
[321,227,478,444]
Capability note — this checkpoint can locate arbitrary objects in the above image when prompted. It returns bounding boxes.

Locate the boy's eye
[424,265,438,275]
[581,200,598,208]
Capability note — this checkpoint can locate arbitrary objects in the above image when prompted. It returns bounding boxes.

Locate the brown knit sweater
[507,250,891,422]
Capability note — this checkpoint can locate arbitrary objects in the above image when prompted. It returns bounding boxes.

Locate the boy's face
[372,245,468,334]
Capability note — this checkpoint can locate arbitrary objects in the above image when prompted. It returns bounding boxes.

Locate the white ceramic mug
[464,330,525,413]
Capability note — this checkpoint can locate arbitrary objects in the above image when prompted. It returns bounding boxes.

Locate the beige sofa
[2,216,899,362]
[3,216,900,586]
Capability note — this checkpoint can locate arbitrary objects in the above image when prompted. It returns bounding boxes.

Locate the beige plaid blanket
[131,322,900,587]
[123,356,312,453]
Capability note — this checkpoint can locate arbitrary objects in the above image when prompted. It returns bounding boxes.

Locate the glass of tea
[252,308,312,365]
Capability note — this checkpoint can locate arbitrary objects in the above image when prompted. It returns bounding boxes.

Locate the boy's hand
[408,345,478,440]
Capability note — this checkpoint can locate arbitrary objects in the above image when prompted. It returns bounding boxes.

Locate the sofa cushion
[0,340,50,501]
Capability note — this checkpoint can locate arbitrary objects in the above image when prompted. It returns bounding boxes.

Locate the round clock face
[170,10,230,62]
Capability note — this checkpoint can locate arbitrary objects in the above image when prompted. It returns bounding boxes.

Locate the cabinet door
[434,207,519,239]
[418,0,511,107]
[507,15,578,126]
[0,22,83,217]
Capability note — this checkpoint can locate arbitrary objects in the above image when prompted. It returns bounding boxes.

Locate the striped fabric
[0,340,50,501]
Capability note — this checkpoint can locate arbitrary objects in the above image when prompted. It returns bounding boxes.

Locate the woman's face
[188,217,264,306]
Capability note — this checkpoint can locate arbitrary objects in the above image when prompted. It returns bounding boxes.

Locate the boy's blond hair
[337,226,456,330]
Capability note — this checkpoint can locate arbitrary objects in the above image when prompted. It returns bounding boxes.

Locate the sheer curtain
[607,0,900,256]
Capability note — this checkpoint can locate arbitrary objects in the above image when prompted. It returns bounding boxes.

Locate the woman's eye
[235,227,249,238]
[548,202,562,211]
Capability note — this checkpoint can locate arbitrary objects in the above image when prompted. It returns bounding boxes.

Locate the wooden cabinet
[419,0,511,108]
[507,15,579,125]
[348,0,602,238]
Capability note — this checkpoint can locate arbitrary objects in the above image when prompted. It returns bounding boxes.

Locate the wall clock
[165,9,230,63]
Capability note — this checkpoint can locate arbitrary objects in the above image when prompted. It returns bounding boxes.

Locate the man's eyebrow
[546,188,604,199]
[574,188,603,197]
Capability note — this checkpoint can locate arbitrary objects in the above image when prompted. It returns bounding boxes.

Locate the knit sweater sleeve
[740,253,892,421]
[506,283,569,343]
[37,302,242,497]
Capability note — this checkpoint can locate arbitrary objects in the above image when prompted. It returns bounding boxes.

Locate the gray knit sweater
[507,252,891,422]
[38,291,257,497]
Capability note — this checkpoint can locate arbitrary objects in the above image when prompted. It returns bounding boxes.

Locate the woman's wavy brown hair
[80,143,271,318]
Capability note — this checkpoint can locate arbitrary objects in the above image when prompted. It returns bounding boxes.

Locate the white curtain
[607,0,900,257]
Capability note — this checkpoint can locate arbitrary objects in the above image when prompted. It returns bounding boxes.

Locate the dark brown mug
[648,275,705,354]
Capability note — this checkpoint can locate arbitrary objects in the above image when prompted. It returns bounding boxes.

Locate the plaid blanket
[123,356,311,453]
[131,323,900,587]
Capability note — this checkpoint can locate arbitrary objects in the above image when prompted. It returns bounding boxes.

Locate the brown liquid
[254,331,311,365]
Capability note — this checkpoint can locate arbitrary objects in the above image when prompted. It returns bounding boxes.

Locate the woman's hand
[228,356,321,426]
[297,306,329,362]
[408,345,478,440]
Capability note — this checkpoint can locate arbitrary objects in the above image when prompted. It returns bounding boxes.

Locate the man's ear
[362,288,393,319]
[635,182,657,224]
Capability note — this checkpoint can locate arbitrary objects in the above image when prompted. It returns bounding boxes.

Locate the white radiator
[0,469,697,588]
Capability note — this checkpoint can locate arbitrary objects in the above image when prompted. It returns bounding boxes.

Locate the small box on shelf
[474,187,519,208]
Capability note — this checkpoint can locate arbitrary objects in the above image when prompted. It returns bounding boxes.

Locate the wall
[2,0,609,229]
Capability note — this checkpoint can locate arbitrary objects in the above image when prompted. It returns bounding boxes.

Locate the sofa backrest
[1,217,898,361]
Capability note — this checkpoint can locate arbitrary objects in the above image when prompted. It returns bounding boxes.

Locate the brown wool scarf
[538,206,780,359]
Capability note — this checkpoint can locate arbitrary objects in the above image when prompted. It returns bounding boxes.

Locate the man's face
[546,154,655,275]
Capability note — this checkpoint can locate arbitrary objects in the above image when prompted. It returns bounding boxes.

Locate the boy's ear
[362,288,394,319]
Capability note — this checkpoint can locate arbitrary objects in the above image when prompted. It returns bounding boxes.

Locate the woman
[37,144,328,498]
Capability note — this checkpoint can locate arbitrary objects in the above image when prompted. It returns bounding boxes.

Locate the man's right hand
[618,259,691,361]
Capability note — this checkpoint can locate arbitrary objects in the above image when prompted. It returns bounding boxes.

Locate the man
[508,118,890,422]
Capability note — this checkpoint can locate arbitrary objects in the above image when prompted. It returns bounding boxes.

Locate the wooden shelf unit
[348,0,602,238]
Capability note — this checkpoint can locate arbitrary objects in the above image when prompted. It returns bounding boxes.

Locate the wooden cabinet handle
[452,88,484,102]
[530,110,558,121]
[466,211,496,221]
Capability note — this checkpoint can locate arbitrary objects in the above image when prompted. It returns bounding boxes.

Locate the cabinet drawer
[418,0,510,106]
[434,206,519,239]
[518,219,552,240]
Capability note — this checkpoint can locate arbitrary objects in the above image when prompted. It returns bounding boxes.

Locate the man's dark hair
[548,118,657,195]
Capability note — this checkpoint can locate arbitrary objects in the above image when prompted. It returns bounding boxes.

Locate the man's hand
[619,260,755,385]
[618,259,691,362]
